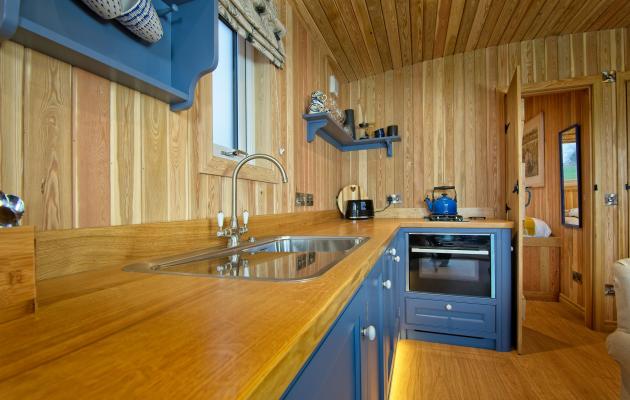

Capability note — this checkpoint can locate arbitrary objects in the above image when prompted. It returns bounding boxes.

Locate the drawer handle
[382,280,392,289]
[445,304,453,311]
[362,325,376,341]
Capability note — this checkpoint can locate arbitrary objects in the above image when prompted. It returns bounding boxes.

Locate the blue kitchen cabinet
[400,228,512,352]
[283,244,396,400]
[364,258,384,400]
[0,0,218,110]
[282,284,367,400]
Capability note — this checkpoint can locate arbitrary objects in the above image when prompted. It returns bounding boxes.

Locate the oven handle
[410,247,489,256]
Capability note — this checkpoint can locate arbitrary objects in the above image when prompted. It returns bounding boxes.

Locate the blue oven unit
[400,228,512,352]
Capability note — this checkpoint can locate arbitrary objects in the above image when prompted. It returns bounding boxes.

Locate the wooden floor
[390,301,620,400]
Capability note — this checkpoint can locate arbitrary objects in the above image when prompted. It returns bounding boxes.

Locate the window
[212,19,255,157]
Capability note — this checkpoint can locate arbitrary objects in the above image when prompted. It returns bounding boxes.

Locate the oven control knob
[382,280,392,289]
[387,248,397,256]
[362,325,376,341]
[445,304,453,311]
[393,255,400,263]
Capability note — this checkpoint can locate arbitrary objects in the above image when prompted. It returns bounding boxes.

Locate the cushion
[523,217,552,238]
[614,259,630,332]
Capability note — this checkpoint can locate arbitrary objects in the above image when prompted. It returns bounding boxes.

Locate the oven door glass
[408,234,494,298]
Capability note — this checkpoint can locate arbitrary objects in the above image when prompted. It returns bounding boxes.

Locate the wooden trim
[0,226,36,323]
[559,293,585,318]
[194,74,281,184]
[524,292,558,302]
[523,236,561,247]
[521,75,600,97]
[520,76,596,330]
[35,210,340,282]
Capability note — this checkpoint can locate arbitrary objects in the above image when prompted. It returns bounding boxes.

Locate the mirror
[559,125,582,228]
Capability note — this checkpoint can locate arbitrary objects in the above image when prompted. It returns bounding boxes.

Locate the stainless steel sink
[123,236,369,281]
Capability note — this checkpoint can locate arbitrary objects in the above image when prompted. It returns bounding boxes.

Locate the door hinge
[504,122,510,134]
[512,181,519,194]
[594,184,598,191]
[505,203,511,213]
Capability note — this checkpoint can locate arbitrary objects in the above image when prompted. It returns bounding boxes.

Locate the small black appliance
[345,199,374,220]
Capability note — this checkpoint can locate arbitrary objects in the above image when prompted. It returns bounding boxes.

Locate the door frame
[520,75,598,330]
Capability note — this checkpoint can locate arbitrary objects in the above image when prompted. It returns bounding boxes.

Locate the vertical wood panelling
[524,90,591,310]
[0,0,341,232]
[72,69,110,228]
[140,95,168,223]
[23,50,72,230]
[341,28,628,329]
[0,41,24,196]
[110,84,141,225]
[342,27,627,217]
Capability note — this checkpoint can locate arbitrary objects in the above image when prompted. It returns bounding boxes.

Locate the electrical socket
[295,192,314,207]
[386,194,402,204]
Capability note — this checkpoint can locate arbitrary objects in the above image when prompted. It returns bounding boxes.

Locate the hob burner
[424,214,464,222]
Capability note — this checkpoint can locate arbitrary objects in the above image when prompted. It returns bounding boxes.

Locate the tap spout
[230,154,288,230]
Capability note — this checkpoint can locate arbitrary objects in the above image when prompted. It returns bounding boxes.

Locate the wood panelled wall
[524,90,591,311]
[340,27,628,329]
[340,28,628,213]
[0,0,342,231]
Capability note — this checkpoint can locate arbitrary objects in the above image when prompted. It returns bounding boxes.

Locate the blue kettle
[424,186,458,215]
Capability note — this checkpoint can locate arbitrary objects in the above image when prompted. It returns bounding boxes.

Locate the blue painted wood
[405,297,497,337]
[364,259,384,400]
[0,0,217,110]
[398,227,513,352]
[303,113,401,157]
[406,329,497,350]
[0,0,19,39]
[282,285,366,400]
[381,251,394,399]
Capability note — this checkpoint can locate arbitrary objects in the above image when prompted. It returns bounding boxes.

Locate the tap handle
[242,210,249,226]
[217,211,224,230]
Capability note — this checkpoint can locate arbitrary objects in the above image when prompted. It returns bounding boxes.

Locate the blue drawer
[405,297,496,337]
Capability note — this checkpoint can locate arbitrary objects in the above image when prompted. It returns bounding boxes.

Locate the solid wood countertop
[0,218,512,399]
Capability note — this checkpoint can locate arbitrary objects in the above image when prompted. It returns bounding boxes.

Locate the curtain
[218,0,286,68]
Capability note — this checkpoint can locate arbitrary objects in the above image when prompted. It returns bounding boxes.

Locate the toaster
[345,199,374,220]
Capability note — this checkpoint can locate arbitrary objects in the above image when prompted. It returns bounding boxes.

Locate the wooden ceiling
[293,0,630,81]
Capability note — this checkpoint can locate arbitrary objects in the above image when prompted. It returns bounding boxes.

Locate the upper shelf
[304,113,401,157]
[0,0,217,111]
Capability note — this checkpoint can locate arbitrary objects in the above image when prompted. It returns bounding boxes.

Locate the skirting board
[559,293,585,318]
[524,291,559,302]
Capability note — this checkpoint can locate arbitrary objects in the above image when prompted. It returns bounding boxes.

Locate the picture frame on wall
[523,112,545,187]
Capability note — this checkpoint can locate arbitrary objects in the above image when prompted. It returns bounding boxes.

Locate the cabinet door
[283,287,366,400]
[382,251,395,394]
[363,259,384,400]
[394,233,405,340]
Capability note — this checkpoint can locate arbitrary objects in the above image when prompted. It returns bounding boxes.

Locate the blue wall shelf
[304,113,401,157]
[0,0,218,111]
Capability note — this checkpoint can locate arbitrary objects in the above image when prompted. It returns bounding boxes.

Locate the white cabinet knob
[445,304,453,311]
[382,280,392,289]
[393,256,400,263]
[362,325,376,341]
[217,211,224,229]
[387,248,397,256]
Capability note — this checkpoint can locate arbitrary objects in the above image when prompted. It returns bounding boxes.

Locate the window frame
[198,20,280,184]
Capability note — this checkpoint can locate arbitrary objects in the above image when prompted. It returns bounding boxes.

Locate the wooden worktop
[0,217,512,399]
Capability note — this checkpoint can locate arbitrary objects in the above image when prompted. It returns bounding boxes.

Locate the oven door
[407,233,494,298]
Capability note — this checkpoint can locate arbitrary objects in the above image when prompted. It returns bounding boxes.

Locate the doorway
[520,88,594,352]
